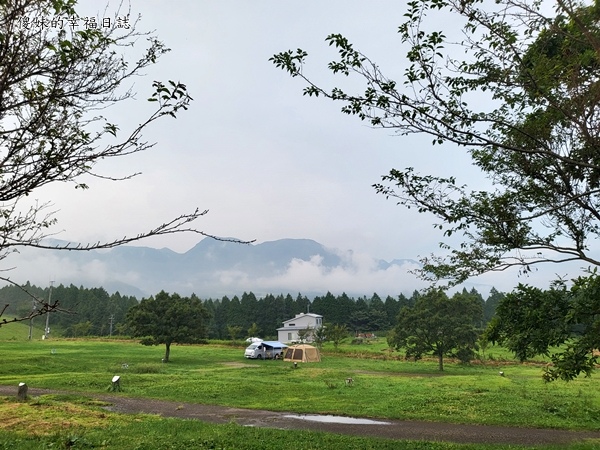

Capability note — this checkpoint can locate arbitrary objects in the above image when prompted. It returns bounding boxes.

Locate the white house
[277,313,323,343]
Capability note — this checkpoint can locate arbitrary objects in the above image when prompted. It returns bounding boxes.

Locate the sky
[8,0,595,297]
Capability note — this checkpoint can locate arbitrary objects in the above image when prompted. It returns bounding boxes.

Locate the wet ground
[1,385,600,445]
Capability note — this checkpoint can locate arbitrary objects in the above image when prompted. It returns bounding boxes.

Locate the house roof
[281,313,322,325]
[276,325,316,331]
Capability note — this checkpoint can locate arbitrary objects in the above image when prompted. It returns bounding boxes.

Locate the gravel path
[2,385,600,445]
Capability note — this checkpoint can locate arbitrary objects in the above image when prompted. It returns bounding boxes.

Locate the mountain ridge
[5,238,421,298]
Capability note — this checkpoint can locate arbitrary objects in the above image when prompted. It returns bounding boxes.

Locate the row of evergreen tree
[0,283,138,337]
[0,283,505,339]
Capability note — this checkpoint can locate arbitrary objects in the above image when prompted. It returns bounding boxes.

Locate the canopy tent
[283,344,321,362]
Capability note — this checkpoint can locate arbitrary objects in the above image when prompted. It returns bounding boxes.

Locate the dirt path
[2,385,600,445]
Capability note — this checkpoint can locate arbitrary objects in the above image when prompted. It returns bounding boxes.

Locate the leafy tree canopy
[126,291,209,362]
[389,289,483,371]
[327,323,349,350]
[487,271,600,381]
[271,0,600,286]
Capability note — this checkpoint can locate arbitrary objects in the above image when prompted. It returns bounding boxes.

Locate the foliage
[390,289,483,370]
[227,325,243,342]
[0,283,137,335]
[327,323,349,350]
[487,271,600,381]
[126,291,209,362]
[484,288,505,324]
[69,320,92,338]
[297,326,313,343]
[0,282,504,343]
[386,328,397,350]
[271,0,600,287]
[247,322,260,338]
[0,0,251,327]
[312,323,327,349]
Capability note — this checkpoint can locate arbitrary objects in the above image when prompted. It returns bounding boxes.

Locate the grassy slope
[0,319,45,341]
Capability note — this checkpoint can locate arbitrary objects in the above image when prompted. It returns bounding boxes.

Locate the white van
[244,341,287,359]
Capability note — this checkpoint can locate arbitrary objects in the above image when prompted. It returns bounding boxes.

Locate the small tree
[390,290,482,371]
[247,322,261,339]
[297,326,313,343]
[476,335,490,364]
[227,325,243,343]
[70,320,92,338]
[114,323,128,337]
[126,291,209,362]
[328,324,349,351]
[312,325,327,350]
[386,328,397,351]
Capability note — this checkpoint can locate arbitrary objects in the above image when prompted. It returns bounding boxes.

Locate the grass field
[0,327,599,449]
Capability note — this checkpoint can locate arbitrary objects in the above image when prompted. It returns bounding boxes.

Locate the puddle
[283,414,390,425]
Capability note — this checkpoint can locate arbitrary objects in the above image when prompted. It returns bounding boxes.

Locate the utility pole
[28,296,36,340]
[44,281,54,340]
[109,314,115,337]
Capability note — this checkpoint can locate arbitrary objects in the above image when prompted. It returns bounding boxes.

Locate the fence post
[17,382,28,401]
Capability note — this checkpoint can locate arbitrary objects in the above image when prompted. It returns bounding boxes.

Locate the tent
[283,344,321,362]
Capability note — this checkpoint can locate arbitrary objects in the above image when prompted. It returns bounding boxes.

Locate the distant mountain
[5,238,422,298]
[377,258,421,270]
[181,238,342,275]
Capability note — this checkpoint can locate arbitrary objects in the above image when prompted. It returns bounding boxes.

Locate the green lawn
[0,335,599,449]
[0,337,598,429]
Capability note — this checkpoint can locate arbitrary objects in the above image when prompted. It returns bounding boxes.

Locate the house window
[288,323,295,327]
[288,332,293,341]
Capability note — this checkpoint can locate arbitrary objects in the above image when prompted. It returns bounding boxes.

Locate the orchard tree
[227,325,243,342]
[271,0,600,285]
[327,323,349,350]
[247,322,261,339]
[0,0,245,327]
[486,271,600,381]
[297,326,313,343]
[389,289,482,371]
[312,323,327,350]
[70,320,92,338]
[126,291,209,362]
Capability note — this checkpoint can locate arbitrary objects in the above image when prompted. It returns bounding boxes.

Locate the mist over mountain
[5,238,425,298]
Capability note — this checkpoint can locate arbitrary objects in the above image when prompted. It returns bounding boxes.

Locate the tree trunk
[164,342,171,363]
[437,350,444,371]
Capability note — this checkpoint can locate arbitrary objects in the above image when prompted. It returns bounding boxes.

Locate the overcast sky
[11,0,594,297]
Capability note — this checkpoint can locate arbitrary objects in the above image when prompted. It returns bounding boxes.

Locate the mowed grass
[0,337,599,432]
[1,333,600,449]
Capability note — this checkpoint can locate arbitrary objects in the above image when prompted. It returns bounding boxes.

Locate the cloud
[248,252,428,297]
[4,239,585,300]
[4,249,142,291]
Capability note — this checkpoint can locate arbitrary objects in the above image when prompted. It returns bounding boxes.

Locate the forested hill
[0,284,504,340]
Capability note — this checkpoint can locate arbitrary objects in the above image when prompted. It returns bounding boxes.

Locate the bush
[455,347,476,364]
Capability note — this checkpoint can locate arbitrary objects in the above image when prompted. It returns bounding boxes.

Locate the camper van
[244,341,287,359]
